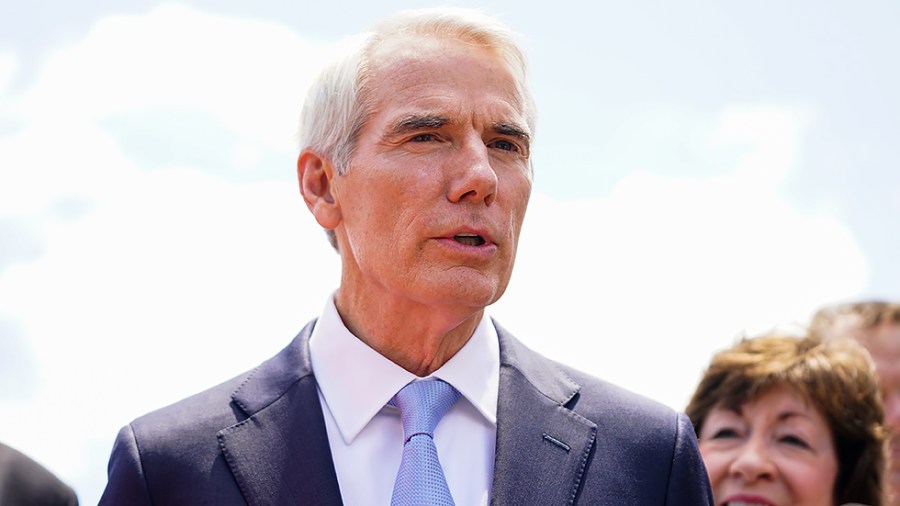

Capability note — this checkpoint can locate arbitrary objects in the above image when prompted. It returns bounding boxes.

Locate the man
[0,441,79,506]
[811,300,900,506]
[99,8,713,505]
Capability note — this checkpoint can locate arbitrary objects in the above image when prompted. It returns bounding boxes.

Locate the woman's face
[698,384,839,506]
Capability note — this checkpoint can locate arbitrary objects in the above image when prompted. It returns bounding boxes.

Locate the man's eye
[490,139,519,152]
[410,134,436,142]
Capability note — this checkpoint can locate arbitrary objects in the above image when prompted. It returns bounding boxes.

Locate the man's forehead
[859,323,900,351]
[370,33,498,65]
[363,34,532,139]
[368,36,524,100]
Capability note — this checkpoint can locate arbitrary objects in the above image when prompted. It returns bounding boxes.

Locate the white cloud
[709,104,812,187]
[16,3,324,150]
[0,51,15,97]
[0,122,133,215]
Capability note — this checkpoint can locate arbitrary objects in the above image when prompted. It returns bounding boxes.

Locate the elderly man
[812,300,900,506]
[99,8,712,505]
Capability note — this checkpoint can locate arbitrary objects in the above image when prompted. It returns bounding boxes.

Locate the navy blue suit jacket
[100,320,713,505]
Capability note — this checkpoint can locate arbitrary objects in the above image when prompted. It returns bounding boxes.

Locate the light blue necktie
[389,379,461,506]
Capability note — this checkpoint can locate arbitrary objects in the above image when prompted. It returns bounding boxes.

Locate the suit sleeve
[98,424,153,506]
[665,412,714,505]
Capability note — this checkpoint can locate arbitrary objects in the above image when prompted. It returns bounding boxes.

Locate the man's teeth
[454,234,485,246]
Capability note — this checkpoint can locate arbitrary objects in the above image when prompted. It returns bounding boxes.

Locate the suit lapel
[218,321,344,506]
[490,322,598,506]
[215,319,598,505]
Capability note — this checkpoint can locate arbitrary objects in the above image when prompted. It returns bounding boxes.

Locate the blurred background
[1,1,898,502]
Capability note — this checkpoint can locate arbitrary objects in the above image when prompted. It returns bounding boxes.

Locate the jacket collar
[218,320,345,506]
[216,318,597,506]
[490,320,598,505]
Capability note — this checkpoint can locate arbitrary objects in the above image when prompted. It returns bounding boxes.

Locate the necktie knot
[390,379,461,441]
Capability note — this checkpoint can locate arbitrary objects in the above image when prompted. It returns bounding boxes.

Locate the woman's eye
[710,428,739,439]
[779,435,810,448]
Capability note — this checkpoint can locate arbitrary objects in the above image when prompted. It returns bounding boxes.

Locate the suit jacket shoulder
[99,320,343,506]
[492,321,713,505]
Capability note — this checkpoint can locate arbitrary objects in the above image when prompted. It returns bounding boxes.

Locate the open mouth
[454,234,486,246]
[723,502,773,506]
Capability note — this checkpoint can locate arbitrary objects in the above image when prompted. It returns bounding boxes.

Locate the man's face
[330,36,532,313]
[857,323,900,504]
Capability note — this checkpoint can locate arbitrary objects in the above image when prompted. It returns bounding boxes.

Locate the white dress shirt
[308,296,499,506]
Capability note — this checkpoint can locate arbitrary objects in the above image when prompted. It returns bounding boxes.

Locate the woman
[686,332,886,505]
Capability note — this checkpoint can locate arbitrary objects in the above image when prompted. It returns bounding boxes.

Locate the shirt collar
[309,295,499,444]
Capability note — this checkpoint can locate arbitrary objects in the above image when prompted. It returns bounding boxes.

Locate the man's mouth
[723,502,773,506]
[454,234,486,246]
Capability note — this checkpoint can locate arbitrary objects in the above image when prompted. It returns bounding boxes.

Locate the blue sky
[1,1,898,502]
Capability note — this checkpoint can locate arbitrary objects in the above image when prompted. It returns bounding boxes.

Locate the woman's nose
[728,438,776,481]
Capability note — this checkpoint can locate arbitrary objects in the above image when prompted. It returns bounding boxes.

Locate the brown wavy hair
[685,333,886,505]
[810,300,900,340]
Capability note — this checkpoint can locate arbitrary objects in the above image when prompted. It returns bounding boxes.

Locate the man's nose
[728,439,776,481]
[447,139,498,206]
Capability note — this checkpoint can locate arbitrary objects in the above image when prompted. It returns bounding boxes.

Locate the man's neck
[333,288,484,377]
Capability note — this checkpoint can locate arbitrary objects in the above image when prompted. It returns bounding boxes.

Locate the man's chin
[431,270,508,306]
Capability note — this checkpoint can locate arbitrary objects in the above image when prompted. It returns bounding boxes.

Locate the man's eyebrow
[493,122,531,146]
[386,114,451,136]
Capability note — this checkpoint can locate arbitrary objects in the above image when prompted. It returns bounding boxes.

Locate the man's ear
[297,150,341,230]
